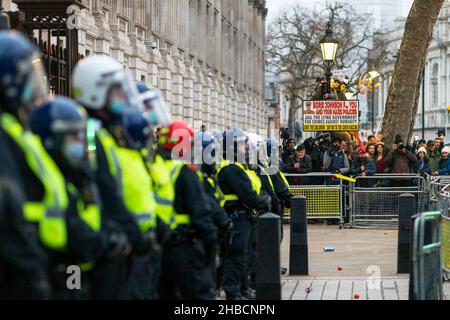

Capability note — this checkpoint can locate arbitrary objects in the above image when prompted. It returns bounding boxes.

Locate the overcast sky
[265,0,414,24]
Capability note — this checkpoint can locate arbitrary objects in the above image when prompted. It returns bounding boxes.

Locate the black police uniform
[217,163,270,299]
[242,165,281,295]
[0,134,49,299]
[0,121,95,299]
[270,167,293,241]
[92,123,148,299]
[61,164,130,300]
[201,171,232,294]
[159,164,217,300]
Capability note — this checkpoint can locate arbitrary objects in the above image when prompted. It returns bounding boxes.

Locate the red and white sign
[303,100,360,132]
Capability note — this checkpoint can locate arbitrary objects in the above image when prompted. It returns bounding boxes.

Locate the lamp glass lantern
[320,23,339,62]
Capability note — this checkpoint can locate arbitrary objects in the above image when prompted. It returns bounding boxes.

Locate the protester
[434,146,450,176]
[285,145,312,185]
[375,143,387,174]
[412,139,427,153]
[414,147,432,175]
[323,137,350,185]
[282,138,296,166]
[384,140,417,174]
[384,139,417,187]
[427,140,442,172]
[350,147,375,177]
[435,137,444,153]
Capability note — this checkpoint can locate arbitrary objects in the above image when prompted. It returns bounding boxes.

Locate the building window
[136,27,145,40]
[119,19,128,33]
[431,63,439,106]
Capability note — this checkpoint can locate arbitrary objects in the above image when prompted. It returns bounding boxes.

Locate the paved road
[281,224,398,277]
[280,224,450,300]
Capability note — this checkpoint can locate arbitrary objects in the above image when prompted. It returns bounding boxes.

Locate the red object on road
[338,266,343,271]
[354,294,360,299]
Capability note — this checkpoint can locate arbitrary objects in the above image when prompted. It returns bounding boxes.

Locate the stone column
[217,76,226,130]
[183,55,195,128]
[210,75,219,129]
[172,50,185,118]
[202,68,211,128]
[193,61,204,131]
[145,35,162,87]
[160,45,174,114]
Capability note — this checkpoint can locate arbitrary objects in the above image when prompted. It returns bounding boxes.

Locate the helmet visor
[139,89,172,127]
[105,70,145,114]
[24,53,48,108]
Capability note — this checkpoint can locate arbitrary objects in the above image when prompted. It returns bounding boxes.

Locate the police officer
[267,138,293,275]
[0,175,49,299]
[29,96,131,299]
[245,133,282,298]
[0,35,49,296]
[216,128,271,300]
[0,31,67,299]
[72,55,154,299]
[195,131,233,296]
[121,83,173,300]
[156,120,217,300]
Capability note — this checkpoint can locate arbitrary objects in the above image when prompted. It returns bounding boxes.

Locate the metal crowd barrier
[443,215,450,277]
[411,211,443,300]
[349,174,426,229]
[283,173,345,226]
[432,183,450,278]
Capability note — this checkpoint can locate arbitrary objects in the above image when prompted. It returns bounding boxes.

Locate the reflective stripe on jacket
[1,113,68,250]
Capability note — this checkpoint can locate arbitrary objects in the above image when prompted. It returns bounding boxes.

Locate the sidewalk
[281,224,398,277]
[280,224,450,300]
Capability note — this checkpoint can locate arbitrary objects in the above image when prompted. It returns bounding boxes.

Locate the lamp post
[368,66,381,133]
[320,22,339,95]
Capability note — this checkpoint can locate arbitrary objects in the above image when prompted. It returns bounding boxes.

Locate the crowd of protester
[281,132,449,185]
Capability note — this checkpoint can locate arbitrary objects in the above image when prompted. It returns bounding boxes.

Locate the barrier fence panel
[443,216,450,275]
[421,180,450,278]
[350,175,426,229]
[411,212,443,300]
[283,173,344,225]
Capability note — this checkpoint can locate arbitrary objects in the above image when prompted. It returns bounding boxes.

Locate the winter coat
[438,158,450,176]
[384,150,417,174]
[427,150,442,172]
[413,157,432,175]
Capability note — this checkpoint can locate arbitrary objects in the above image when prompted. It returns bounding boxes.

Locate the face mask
[111,100,129,114]
[63,141,86,167]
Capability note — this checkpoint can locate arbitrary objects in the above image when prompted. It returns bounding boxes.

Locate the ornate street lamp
[367,66,382,133]
[320,21,339,94]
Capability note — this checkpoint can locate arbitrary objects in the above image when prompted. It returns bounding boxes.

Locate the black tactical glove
[261,195,272,212]
[132,231,158,256]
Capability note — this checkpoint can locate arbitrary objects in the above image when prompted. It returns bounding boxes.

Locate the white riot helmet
[246,133,268,166]
[72,55,143,113]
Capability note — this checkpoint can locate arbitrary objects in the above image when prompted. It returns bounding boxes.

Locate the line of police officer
[0,30,292,300]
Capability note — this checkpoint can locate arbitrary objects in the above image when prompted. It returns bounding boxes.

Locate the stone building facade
[370,1,450,140]
[8,0,269,134]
